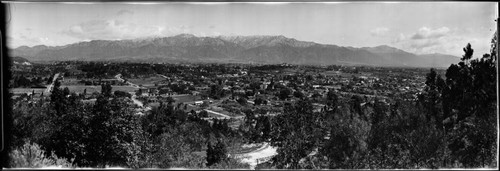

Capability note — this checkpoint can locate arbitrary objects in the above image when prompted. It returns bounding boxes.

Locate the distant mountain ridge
[10,34,460,67]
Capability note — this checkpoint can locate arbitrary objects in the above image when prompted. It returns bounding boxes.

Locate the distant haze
[5,2,498,57]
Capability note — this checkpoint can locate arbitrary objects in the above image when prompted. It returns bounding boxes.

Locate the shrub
[8,141,74,168]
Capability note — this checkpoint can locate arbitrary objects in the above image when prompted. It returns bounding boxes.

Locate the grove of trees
[6,81,249,169]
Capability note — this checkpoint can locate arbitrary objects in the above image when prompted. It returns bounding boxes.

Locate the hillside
[10,56,32,65]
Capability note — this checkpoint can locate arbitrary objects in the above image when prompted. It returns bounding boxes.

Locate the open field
[127,76,165,86]
[10,88,46,95]
[172,94,198,103]
[111,86,139,93]
[322,70,359,77]
[60,78,81,85]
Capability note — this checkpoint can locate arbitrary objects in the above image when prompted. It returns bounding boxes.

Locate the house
[234,89,245,94]
[191,91,200,96]
[147,96,159,103]
[196,86,210,91]
[136,88,149,96]
[146,86,159,96]
[82,99,97,105]
[260,81,270,90]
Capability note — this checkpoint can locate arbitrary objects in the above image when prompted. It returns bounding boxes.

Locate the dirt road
[44,73,60,94]
[233,142,278,170]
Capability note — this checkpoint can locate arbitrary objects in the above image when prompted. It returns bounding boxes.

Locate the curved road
[233,142,277,170]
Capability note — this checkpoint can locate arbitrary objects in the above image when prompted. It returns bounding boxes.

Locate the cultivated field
[60,78,81,85]
[60,85,138,94]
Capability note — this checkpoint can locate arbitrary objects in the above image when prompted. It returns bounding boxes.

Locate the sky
[5,1,498,57]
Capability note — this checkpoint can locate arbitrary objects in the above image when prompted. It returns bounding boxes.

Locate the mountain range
[10,34,460,67]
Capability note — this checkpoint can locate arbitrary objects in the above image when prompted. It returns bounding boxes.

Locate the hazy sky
[5,2,498,56]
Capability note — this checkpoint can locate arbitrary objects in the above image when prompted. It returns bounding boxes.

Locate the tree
[293,90,304,98]
[237,97,247,106]
[349,95,363,119]
[201,101,209,108]
[440,42,497,167]
[46,75,54,84]
[49,80,68,117]
[419,68,445,129]
[460,43,474,62]
[261,116,272,141]
[166,96,175,105]
[278,88,291,100]
[135,89,142,96]
[365,101,446,169]
[243,109,255,125]
[254,115,272,142]
[245,90,255,97]
[326,91,339,111]
[79,95,142,167]
[269,99,327,168]
[152,132,192,168]
[254,98,264,106]
[209,84,225,99]
[370,99,387,126]
[114,90,131,98]
[101,83,112,97]
[322,115,370,169]
[206,140,228,167]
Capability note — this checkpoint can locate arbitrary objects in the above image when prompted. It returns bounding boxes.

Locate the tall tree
[269,99,327,168]
[442,41,497,167]
[206,140,227,167]
[101,83,112,97]
[419,68,445,128]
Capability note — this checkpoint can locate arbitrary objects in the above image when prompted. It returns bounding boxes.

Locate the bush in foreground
[8,141,74,168]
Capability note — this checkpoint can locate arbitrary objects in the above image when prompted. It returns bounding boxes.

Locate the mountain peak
[218,34,316,48]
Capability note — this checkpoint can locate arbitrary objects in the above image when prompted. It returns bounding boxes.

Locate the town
[10,61,435,121]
